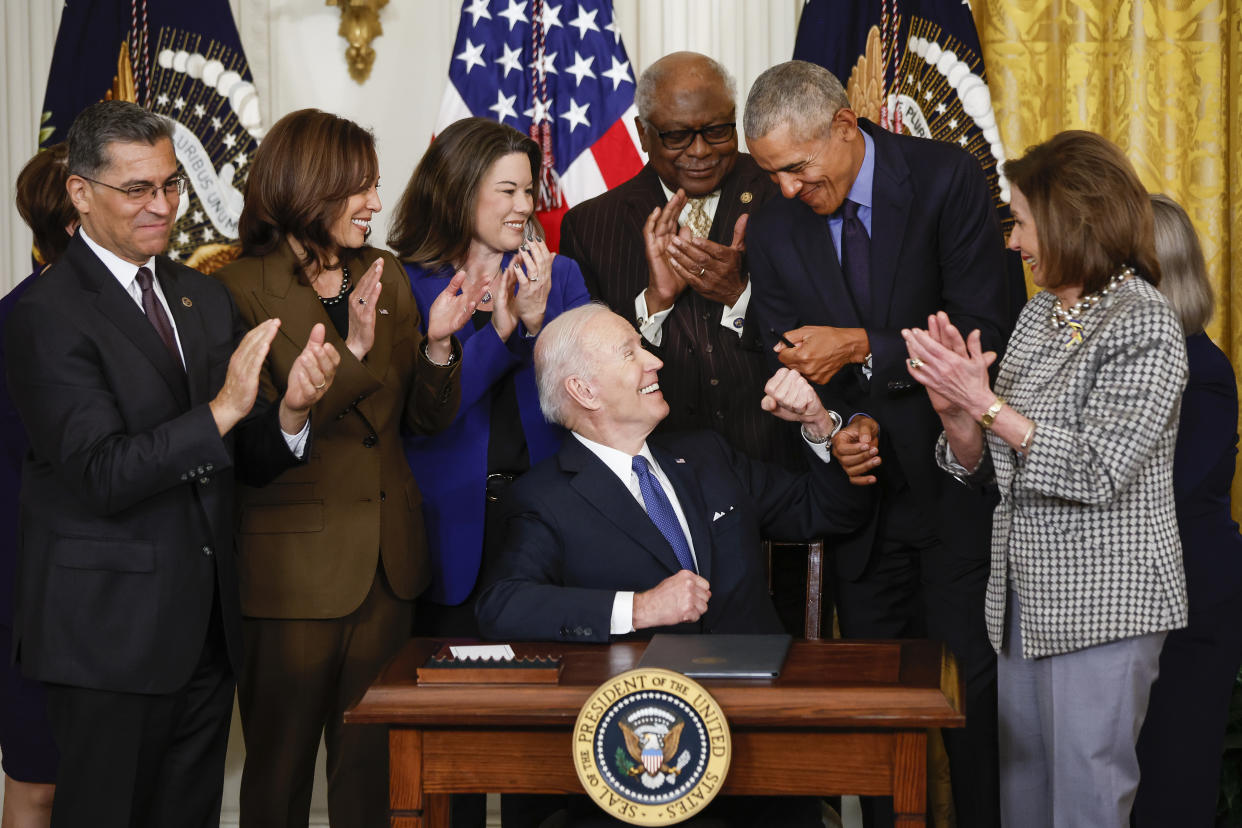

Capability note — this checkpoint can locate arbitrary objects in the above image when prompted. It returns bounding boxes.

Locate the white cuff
[635,290,672,347]
[611,591,635,634]
[718,280,751,338]
[282,419,310,459]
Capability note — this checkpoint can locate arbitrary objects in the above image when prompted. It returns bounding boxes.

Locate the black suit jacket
[475,430,870,642]
[560,157,801,467]
[748,120,1017,578]
[5,233,300,694]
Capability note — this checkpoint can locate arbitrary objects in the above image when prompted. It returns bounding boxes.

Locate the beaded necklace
[316,265,352,306]
[1048,266,1134,349]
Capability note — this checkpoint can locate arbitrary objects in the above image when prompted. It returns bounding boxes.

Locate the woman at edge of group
[389,116,590,639]
[901,130,1188,827]
[215,109,475,828]
[1,144,75,828]
[1131,194,1242,826]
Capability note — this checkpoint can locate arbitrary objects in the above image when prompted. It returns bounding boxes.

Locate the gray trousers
[998,590,1165,828]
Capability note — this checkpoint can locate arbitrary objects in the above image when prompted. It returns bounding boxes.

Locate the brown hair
[1003,130,1160,295]
[1150,193,1213,335]
[16,143,75,266]
[387,117,541,270]
[238,109,378,276]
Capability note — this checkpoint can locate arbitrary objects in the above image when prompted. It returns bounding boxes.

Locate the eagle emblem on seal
[619,718,685,779]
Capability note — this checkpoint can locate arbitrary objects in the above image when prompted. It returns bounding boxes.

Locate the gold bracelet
[980,397,1005,429]
[1019,422,1036,454]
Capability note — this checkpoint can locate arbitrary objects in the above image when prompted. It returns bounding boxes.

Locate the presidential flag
[794,0,1011,230]
[39,0,265,272]
[438,0,646,250]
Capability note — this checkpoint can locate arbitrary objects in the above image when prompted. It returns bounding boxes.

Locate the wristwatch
[980,397,1005,429]
[802,409,843,446]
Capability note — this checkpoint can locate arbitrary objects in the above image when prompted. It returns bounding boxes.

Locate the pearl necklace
[1048,266,1134,328]
[317,265,352,306]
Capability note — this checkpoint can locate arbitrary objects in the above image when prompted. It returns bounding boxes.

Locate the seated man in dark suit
[476,303,871,643]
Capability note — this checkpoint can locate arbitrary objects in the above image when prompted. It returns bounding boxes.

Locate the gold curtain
[975,0,1242,503]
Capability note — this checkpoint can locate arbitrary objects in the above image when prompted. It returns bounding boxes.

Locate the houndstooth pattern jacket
[939,276,1189,658]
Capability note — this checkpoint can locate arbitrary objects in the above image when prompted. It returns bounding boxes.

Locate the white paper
[448,644,515,661]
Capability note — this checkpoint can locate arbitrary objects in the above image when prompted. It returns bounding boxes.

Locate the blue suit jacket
[403,254,590,605]
[1175,332,1242,610]
[475,429,871,642]
[747,118,1017,579]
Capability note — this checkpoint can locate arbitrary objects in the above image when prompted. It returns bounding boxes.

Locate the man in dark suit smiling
[476,304,870,644]
[5,100,340,828]
[743,60,1015,828]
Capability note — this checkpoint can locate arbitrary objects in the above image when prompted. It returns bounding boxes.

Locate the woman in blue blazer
[1132,195,1242,826]
[390,117,590,636]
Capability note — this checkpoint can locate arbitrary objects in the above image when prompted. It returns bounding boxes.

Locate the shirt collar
[845,128,875,211]
[573,431,656,485]
[78,227,157,291]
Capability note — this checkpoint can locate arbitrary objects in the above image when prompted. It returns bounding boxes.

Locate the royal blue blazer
[403,253,590,605]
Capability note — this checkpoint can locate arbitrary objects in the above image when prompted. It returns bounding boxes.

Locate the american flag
[437,0,646,249]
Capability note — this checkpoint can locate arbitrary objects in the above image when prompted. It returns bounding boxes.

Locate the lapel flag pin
[181,297,193,307]
[739,191,753,204]
[675,458,686,464]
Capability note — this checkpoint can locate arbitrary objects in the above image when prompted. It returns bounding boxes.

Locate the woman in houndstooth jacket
[902,131,1189,827]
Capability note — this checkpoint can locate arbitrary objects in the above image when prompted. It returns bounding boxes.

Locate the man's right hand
[832,416,882,486]
[210,318,281,436]
[642,190,689,314]
[632,569,711,630]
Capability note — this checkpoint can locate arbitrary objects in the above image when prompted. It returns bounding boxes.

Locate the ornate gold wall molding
[326,0,388,83]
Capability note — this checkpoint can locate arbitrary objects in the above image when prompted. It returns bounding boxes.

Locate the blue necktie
[840,199,871,316]
[631,455,695,572]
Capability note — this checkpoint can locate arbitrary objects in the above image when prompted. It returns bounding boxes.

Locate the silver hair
[67,100,174,178]
[743,60,848,141]
[634,53,737,123]
[1151,193,1214,336]
[535,302,615,427]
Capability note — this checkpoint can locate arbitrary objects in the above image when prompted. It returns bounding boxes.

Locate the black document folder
[637,633,792,678]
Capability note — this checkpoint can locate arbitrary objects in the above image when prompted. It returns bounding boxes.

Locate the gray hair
[1151,193,1214,335]
[67,100,174,178]
[535,303,615,427]
[744,60,848,141]
[635,52,737,123]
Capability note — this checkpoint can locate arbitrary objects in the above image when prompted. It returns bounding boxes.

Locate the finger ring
[908,357,923,369]
[313,381,326,390]
[357,297,367,306]
[528,276,539,283]
[698,267,706,276]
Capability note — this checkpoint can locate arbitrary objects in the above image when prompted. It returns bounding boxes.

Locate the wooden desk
[346,638,964,828]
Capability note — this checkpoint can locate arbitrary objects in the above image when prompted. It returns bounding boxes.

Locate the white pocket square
[712,507,733,521]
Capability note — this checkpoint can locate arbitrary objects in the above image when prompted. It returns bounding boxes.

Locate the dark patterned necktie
[840,199,871,316]
[135,267,182,367]
[631,455,695,572]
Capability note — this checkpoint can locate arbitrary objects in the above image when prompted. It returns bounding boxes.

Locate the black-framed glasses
[79,174,189,203]
[651,122,736,150]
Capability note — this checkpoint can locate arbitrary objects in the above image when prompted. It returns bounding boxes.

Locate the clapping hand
[642,192,688,314]
[425,270,482,364]
[344,258,384,362]
[510,239,554,336]
[668,212,748,307]
[280,322,341,433]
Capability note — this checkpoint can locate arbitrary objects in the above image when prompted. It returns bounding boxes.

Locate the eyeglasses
[651,122,736,151]
[78,174,189,203]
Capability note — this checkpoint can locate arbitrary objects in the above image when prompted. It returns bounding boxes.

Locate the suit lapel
[651,443,712,581]
[560,437,684,575]
[256,243,342,363]
[68,240,190,408]
[789,205,858,326]
[159,261,212,406]
[864,121,911,327]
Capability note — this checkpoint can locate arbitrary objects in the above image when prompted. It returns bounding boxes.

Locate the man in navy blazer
[742,62,1018,828]
[476,304,870,643]
[5,101,340,828]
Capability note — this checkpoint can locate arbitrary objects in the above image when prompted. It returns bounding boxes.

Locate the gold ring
[908,357,923,369]
[698,267,706,276]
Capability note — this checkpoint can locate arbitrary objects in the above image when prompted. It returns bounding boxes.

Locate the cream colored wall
[0,1,801,822]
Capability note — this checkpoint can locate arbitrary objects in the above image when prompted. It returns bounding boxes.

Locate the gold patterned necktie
[684,197,712,239]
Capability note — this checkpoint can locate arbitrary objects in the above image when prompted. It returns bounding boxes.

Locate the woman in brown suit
[215,109,475,828]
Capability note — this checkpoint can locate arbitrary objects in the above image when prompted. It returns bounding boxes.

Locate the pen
[769,328,797,348]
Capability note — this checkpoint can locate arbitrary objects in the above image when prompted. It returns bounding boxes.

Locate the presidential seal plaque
[573,668,731,825]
